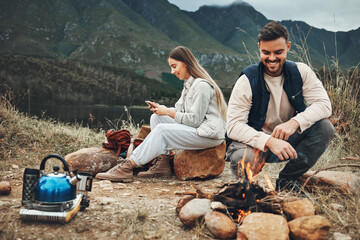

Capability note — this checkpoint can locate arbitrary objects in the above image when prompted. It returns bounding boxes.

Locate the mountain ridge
[0,0,358,87]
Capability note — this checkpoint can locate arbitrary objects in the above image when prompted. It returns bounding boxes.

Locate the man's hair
[258,21,289,43]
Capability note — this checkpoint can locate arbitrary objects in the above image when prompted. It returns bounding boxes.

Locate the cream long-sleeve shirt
[227,62,332,151]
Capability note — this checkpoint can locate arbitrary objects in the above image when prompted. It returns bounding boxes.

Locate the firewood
[190,183,214,199]
[0,181,11,195]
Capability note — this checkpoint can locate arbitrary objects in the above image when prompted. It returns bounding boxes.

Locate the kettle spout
[70,175,80,185]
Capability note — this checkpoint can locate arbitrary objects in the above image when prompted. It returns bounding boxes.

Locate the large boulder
[174,141,225,180]
[65,147,121,176]
[237,212,289,240]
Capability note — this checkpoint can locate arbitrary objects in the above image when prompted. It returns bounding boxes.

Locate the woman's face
[168,57,190,80]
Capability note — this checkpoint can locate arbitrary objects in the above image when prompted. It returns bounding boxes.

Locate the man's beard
[264,59,283,76]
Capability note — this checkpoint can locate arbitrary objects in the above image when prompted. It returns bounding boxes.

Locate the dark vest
[225,60,306,150]
[242,60,306,131]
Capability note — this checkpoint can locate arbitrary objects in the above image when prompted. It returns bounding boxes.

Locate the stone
[210,201,227,211]
[174,142,226,180]
[333,232,352,240]
[205,211,236,239]
[0,181,11,195]
[65,147,121,176]
[176,195,195,214]
[301,170,360,194]
[282,198,315,220]
[288,215,331,240]
[237,213,289,240]
[179,198,211,227]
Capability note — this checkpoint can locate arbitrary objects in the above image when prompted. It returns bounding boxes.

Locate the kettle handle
[39,154,70,172]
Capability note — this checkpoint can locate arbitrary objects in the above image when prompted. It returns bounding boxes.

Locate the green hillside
[0,54,180,106]
[0,0,359,103]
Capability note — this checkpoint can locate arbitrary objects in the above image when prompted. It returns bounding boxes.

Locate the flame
[263,171,275,191]
[237,146,266,184]
[237,209,251,223]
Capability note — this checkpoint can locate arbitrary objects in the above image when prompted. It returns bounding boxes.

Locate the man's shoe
[95,159,134,182]
[276,177,303,193]
[137,154,171,178]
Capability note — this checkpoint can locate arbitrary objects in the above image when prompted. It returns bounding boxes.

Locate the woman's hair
[169,46,227,120]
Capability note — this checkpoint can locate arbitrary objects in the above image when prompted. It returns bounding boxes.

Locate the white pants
[130,114,224,166]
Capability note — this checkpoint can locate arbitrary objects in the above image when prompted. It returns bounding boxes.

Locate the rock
[12,164,19,169]
[65,147,121,176]
[237,213,289,240]
[282,198,315,220]
[205,211,236,239]
[176,195,195,214]
[210,201,227,211]
[301,170,360,194]
[179,198,211,227]
[174,142,226,180]
[288,215,331,240]
[333,232,352,240]
[0,181,11,195]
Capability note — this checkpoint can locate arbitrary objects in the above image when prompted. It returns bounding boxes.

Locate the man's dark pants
[226,119,335,180]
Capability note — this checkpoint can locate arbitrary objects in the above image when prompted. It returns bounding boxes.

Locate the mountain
[186,2,360,68]
[185,2,268,57]
[0,0,246,85]
[0,0,358,92]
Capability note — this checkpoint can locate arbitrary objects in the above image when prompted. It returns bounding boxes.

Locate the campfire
[176,145,334,240]
[177,145,284,224]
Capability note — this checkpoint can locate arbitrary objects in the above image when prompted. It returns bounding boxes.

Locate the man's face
[258,37,291,77]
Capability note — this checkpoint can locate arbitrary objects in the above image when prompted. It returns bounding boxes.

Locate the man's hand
[271,119,300,140]
[265,137,298,161]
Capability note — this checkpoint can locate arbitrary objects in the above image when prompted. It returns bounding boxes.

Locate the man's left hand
[271,119,300,140]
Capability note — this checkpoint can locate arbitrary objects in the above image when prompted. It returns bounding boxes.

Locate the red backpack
[102,129,142,156]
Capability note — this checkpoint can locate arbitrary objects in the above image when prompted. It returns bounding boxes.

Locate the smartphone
[145,100,156,109]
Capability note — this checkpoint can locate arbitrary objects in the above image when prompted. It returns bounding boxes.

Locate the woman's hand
[150,103,176,118]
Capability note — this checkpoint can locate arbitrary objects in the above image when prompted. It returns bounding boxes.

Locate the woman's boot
[137,155,171,178]
[95,158,134,182]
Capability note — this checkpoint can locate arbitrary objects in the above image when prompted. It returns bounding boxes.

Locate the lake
[19,104,153,130]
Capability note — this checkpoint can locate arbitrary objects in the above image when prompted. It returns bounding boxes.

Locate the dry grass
[0,93,104,174]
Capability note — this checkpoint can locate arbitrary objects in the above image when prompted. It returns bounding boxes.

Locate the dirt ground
[0,162,250,240]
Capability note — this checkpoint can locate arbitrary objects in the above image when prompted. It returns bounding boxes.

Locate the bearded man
[226,21,335,191]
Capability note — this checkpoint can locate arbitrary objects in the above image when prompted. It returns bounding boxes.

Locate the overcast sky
[168,0,360,32]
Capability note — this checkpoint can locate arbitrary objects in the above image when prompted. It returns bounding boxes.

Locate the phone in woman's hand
[145,100,156,109]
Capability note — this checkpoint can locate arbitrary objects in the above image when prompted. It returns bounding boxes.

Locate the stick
[297,164,360,196]
[341,157,360,161]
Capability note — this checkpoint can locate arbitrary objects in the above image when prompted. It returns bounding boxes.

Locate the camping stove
[19,154,93,223]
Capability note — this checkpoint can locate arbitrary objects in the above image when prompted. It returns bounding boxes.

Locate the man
[226,21,335,191]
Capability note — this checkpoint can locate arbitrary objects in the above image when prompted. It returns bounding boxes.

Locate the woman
[96,46,227,182]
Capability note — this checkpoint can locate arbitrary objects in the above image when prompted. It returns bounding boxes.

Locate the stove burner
[30,200,74,212]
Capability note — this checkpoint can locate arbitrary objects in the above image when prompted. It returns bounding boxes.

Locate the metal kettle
[34,154,76,203]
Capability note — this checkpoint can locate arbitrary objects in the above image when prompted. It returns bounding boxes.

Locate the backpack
[102,129,142,156]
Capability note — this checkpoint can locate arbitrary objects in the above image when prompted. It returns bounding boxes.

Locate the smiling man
[226,21,335,192]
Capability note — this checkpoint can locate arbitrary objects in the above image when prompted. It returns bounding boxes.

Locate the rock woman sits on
[96,46,227,182]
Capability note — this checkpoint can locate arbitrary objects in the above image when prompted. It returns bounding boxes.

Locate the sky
[167,0,360,32]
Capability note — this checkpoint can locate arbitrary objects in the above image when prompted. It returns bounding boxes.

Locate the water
[19,104,153,130]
